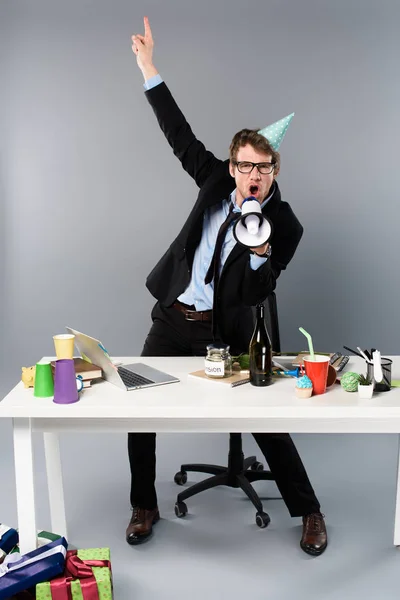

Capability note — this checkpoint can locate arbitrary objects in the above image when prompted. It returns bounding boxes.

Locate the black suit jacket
[144,82,303,353]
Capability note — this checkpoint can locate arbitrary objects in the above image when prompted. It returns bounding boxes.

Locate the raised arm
[131,17,222,188]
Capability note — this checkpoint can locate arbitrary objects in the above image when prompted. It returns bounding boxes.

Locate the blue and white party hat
[258,113,294,151]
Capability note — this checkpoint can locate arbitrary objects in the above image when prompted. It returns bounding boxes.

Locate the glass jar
[204,343,232,378]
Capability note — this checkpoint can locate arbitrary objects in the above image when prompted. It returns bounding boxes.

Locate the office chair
[174,293,281,528]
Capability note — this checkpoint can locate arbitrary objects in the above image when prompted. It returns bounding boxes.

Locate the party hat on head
[258,113,294,151]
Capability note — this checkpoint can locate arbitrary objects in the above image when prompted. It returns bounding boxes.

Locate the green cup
[34,361,54,398]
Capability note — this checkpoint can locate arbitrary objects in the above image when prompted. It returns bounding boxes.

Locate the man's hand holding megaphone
[250,241,271,257]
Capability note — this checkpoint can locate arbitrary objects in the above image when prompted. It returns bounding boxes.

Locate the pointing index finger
[144,16,153,41]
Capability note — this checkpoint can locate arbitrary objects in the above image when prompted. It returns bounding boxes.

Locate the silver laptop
[66,327,180,391]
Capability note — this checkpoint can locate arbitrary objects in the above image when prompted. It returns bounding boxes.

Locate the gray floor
[1,420,400,600]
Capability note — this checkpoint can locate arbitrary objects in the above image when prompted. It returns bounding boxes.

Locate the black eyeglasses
[232,161,276,175]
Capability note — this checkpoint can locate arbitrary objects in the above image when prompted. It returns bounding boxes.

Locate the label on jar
[204,359,225,377]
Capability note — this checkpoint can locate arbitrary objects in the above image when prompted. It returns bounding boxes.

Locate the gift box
[0,524,19,557]
[0,537,67,600]
[36,547,113,600]
[10,530,63,554]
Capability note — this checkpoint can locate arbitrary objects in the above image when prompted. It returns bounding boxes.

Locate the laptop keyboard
[117,366,155,388]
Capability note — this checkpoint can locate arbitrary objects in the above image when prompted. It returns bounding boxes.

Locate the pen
[343,345,363,358]
[231,378,250,388]
[357,346,372,364]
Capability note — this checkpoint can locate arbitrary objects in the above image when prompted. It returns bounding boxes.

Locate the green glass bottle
[249,303,272,386]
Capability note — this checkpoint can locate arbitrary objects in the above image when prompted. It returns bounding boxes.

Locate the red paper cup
[303,355,330,395]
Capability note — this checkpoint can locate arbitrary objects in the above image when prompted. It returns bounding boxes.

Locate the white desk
[1,355,400,554]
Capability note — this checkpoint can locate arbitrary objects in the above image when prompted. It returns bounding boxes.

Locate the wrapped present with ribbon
[10,530,63,554]
[0,524,19,560]
[0,537,67,600]
[36,547,113,600]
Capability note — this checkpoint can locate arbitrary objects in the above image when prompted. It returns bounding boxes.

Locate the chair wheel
[175,501,188,518]
[255,511,270,528]
[174,471,188,485]
[251,461,264,472]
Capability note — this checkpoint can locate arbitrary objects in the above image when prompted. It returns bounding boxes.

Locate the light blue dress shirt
[144,74,270,311]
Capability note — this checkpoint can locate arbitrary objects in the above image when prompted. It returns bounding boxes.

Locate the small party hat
[258,113,294,151]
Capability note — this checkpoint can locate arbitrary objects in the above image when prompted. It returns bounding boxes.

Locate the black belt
[172,301,212,322]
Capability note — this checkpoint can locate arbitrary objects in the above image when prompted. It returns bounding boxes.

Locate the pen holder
[367,357,392,392]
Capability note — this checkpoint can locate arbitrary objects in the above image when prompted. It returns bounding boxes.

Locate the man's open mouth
[249,185,259,195]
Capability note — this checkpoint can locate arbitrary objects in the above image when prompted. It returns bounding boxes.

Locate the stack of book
[51,358,102,388]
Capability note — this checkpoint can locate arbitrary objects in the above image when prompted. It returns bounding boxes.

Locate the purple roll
[53,359,79,404]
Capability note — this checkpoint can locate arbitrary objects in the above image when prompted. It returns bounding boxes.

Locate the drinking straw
[299,327,315,361]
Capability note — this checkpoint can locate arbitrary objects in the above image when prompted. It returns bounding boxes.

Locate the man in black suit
[127,17,327,556]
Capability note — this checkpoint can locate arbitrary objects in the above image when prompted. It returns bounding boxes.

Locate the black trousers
[128,302,321,517]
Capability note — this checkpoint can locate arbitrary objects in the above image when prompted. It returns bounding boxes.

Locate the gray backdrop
[1,0,400,539]
[1,0,399,385]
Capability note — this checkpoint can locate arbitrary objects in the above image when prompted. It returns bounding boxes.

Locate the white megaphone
[233,196,273,248]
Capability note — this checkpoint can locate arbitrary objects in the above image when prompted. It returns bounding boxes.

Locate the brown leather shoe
[126,506,160,545]
[300,513,327,556]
